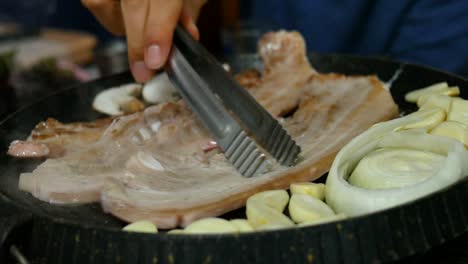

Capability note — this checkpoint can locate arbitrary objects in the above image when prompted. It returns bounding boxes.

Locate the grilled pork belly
[8,117,112,158]
[10,31,398,228]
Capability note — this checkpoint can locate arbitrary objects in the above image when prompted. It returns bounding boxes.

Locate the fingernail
[189,21,200,40]
[145,44,163,69]
[132,61,153,83]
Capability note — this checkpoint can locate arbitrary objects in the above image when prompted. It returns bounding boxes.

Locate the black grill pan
[0,53,467,263]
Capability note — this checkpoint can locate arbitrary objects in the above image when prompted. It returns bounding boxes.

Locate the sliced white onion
[348,148,445,189]
[325,110,468,216]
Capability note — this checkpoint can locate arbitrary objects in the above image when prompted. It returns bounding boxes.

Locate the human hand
[82,0,206,82]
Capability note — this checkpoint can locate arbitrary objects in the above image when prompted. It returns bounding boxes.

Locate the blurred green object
[0,50,15,82]
[0,52,78,120]
[27,57,73,80]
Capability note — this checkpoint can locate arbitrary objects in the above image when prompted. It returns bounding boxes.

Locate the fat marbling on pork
[9,31,398,228]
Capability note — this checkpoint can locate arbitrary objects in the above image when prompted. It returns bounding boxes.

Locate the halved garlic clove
[288,194,335,224]
[431,121,468,147]
[246,199,294,229]
[448,98,468,126]
[298,213,347,227]
[418,94,453,113]
[167,229,185,234]
[93,83,143,116]
[404,82,448,103]
[395,108,445,132]
[256,224,290,231]
[230,219,254,232]
[123,220,158,233]
[290,182,325,200]
[416,86,459,107]
[184,217,238,234]
[142,73,178,104]
[246,190,289,212]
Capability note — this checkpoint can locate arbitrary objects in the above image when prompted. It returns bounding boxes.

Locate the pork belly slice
[16,31,398,228]
[19,160,107,204]
[8,117,112,158]
[248,31,316,117]
[18,102,201,204]
[100,73,397,228]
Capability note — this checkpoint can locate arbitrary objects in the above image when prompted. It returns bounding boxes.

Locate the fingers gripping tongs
[165,25,301,177]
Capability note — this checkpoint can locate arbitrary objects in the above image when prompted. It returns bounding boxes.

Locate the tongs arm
[165,25,300,176]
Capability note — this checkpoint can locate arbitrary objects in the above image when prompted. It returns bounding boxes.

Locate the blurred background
[0,0,467,120]
[0,1,250,120]
[0,0,249,81]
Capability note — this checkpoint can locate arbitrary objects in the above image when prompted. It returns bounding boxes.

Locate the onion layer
[325,110,468,216]
[348,148,445,190]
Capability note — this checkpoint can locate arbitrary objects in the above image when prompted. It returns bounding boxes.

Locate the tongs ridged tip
[166,25,301,177]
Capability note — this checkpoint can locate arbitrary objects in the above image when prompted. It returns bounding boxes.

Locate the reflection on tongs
[165,25,300,177]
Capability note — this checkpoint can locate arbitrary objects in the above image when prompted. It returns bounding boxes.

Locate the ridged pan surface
[0,53,467,264]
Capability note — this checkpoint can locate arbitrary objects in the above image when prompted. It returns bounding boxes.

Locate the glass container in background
[95,39,129,76]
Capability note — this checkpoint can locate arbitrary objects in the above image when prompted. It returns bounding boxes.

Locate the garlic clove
[395,108,445,132]
[290,182,325,200]
[404,82,448,103]
[288,194,335,223]
[142,73,178,104]
[298,213,347,227]
[247,190,289,212]
[123,220,158,233]
[431,121,468,148]
[246,199,294,229]
[167,229,185,234]
[184,217,238,234]
[230,219,254,232]
[418,94,453,113]
[416,86,459,107]
[448,98,468,126]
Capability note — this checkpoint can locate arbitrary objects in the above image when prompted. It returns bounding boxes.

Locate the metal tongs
[165,25,301,177]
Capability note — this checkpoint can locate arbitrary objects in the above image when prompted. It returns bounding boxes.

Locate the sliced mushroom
[92,83,143,116]
[120,98,146,114]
